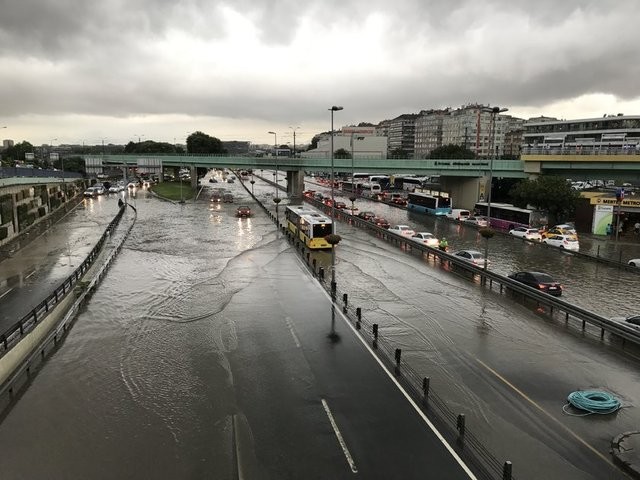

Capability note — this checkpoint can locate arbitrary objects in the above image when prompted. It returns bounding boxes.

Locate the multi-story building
[414,109,449,158]
[2,139,14,150]
[301,128,387,159]
[521,114,640,154]
[414,104,522,158]
[386,114,418,158]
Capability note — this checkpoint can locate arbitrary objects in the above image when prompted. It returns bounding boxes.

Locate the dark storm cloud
[1,0,640,129]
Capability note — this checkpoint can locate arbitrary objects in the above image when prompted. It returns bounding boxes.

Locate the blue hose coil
[566,390,621,415]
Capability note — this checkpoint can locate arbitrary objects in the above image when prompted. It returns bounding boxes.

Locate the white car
[464,216,489,227]
[509,227,542,241]
[388,225,416,237]
[542,234,580,251]
[451,249,490,267]
[83,187,98,197]
[411,232,439,247]
[109,185,124,193]
[628,259,640,268]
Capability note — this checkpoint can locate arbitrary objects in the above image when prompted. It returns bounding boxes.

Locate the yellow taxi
[541,224,577,239]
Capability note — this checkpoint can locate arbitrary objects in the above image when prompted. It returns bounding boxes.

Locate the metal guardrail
[0,205,127,358]
[302,197,640,346]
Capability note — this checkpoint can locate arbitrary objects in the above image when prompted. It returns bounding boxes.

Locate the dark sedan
[508,271,563,296]
[371,216,390,229]
[357,211,376,221]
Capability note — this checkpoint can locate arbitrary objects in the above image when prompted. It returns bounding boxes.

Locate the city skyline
[2,1,640,147]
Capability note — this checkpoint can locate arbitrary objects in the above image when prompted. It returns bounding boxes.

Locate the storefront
[590,196,640,235]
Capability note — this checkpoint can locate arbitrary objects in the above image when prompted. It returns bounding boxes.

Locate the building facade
[386,114,418,158]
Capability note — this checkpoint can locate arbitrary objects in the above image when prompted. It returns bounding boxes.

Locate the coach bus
[473,202,546,230]
[407,192,452,216]
[400,176,429,191]
[285,205,333,250]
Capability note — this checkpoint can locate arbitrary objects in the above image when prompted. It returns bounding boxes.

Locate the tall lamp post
[329,106,343,289]
[268,131,280,227]
[482,106,508,270]
[289,126,299,158]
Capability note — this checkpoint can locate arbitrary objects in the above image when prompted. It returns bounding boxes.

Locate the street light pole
[482,106,508,270]
[290,126,299,158]
[268,131,280,227]
[329,106,343,289]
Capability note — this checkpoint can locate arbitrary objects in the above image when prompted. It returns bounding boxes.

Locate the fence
[0,204,128,358]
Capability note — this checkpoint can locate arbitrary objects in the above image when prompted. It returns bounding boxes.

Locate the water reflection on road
[0,174,636,480]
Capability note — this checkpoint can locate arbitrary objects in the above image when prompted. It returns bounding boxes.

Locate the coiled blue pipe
[566,390,621,415]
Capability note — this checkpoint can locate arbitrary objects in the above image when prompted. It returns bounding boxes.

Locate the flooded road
[0,173,638,479]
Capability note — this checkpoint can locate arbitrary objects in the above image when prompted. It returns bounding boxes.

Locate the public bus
[352,173,371,182]
[400,176,429,191]
[407,192,452,216]
[367,175,391,190]
[473,202,547,230]
[285,205,333,250]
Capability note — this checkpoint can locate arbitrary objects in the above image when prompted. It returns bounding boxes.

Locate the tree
[1,141,35,165]
[427,144,476,159]
[389,148,410,158]
[510,176,580,224]
[124,140,178,154]
[186,131,227,154]
[57,156,85,174]
[334,148,351,159]
[307,133,325,151]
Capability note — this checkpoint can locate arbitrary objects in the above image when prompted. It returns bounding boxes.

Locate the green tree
[427,144,476,159]
[124,140,178,154]
[389,148,410,158]
[186,131,226,154]
[307,133,325,151]
[510,176,579,224]
[56,156,85,174]
[334,148,351,159]
[1,141,35,165]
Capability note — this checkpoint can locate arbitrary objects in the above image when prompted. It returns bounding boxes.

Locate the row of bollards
[284,216,514,480]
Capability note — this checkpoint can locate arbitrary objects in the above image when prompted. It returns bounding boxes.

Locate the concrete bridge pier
[287,171,305,200]
[439,177,484,210]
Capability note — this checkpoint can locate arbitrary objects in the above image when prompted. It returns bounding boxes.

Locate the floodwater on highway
[0,173,638,479]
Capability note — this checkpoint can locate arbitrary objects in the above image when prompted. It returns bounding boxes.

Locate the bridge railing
[0,205,127,359]
[0,167,83,179]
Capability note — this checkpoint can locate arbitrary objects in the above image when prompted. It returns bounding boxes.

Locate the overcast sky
[2,0,640,147]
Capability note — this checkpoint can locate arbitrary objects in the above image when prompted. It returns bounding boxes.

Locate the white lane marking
[317,288,478,479]
[25,270,37,279]
[0,288,13,300]
[284,316,301,348]
[291,254,476,478]
[321,398,358,474]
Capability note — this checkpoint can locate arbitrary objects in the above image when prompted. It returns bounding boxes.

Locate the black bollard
[503,461,512,480]
[343,293,348,308]
[422,377,430,399]
[373,323,378,339]
[395,348,402,365]
[456,414,466,437]
[319,267,324,280]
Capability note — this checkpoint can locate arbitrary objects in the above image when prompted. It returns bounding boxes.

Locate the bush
[0,226,7,241]
[38,206,46,217]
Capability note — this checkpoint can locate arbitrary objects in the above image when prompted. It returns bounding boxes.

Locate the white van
[446,209,471,221]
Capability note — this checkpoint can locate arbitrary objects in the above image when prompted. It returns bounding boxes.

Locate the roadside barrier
[0,203,136,415]
[0,204,130,358]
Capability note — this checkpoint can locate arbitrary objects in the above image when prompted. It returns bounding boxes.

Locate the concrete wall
[0,180,85,248]
[439,176,484,210]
